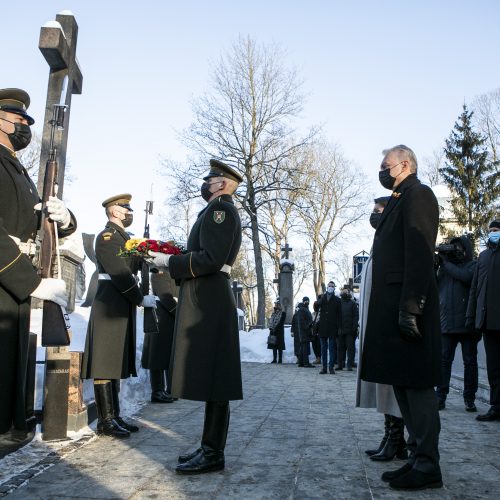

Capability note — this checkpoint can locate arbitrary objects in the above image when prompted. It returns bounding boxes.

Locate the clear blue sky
[2,0,500,286]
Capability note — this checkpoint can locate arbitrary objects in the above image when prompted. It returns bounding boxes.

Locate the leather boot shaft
[201,401,230,453]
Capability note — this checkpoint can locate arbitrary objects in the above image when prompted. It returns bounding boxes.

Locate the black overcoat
[81,222,143,380]
[361,175,441,388]
[267,310,286,350]
[296,304,312,356]
[316,293,342,338]
[168,195,242,402]
[340,297,359,336]
[0,145,75,432]
[466,242,500,331]
[291,310,300,357]
[141,272,178,370]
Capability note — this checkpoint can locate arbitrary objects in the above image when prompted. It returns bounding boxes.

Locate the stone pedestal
[278,261,294,324]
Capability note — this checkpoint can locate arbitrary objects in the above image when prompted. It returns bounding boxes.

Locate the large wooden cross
[37,11,83,198]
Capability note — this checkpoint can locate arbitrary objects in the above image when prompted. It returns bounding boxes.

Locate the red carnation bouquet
[119,238,185,258]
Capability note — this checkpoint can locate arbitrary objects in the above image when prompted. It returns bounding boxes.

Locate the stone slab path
[3,362,500,499]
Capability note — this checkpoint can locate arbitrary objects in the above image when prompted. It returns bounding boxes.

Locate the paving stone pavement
[4,362,500,499]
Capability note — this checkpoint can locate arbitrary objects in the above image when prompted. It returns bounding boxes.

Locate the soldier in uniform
[0,88,76,441]
[141,272,178,403]
[148,159,243,474]
[81,194,156,438]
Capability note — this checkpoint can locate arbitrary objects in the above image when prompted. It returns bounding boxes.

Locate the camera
[435,243,458,255]
[435,241,465,266]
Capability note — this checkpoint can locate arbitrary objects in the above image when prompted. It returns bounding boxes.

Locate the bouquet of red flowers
[119,238,185,258]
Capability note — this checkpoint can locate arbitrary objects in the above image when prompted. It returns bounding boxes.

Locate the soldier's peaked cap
[0,88,35,125]
[102,193,133,211]
[203,159,244,183]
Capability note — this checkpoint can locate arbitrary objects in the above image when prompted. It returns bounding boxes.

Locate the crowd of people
[1,87,499,490]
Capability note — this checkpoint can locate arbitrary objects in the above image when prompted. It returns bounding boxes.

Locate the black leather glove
[399,311,422,341]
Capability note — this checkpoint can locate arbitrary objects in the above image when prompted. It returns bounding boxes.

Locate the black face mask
[2,120,32,151]
[379,169,395,190]
[369,212,382,229]
[200,182,212,202]
[123,213,133,228]
[303,301,309,307]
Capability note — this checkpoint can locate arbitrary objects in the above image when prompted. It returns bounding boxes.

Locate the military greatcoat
[168,194,242,402]
[0,145,75,432]
[141,272,178,370]
[81,222,143,380]
[361,175,441,388]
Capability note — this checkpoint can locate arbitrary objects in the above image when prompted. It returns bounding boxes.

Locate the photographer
[435,236,479,412]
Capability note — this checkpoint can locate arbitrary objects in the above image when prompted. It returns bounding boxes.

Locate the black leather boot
[150,369,174,403]
[370,416,407,461]
[94,382,130,438]
[365,414,390,456]
[176,401,229,474]
[111,380,139,432]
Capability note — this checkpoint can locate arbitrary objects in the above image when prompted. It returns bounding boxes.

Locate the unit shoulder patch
[213,211,225,224]
[102,231,113,241]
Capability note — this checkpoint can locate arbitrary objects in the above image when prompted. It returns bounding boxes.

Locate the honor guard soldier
[148,159,243,474]
[0,88,76,440]
[81,194,156,438]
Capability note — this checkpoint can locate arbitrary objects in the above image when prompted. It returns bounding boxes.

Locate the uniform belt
[10,235,37,256]
[98,273,112,280]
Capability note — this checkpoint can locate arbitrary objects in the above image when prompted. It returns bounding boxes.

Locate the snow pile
[239,326,296,363]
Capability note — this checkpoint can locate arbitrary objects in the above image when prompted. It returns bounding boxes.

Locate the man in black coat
[338,287,359,371]
[297,297,314,367]
[435,236,479,412]
[361,145,442,490]
[0,89,76,439]
[466,220,500,422]
[148,159,243,474]
[291,303,302,364]
[82,194,154,438]
[141,272,178,403]
[315,281,341,374]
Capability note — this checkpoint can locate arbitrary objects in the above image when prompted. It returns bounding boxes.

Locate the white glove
[31,278,68,308]
[35,196,71,228]
[141,295,158,308]
[146,251,171,270]
[9,235,21,246]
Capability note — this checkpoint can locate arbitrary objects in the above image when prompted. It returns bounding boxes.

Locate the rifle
[38,103,71,347]
[142,200,159,334]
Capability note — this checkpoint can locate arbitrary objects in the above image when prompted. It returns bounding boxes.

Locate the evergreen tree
[441,104,500,241]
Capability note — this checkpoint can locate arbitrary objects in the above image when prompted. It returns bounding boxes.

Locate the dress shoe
[96,419,130,438]
[329,368,335,374]
[465,401,477,412]
[297,364,304,367]
[347,366,353,371]
[476,408,500,421]
[270,359,277,364]
[178,448,202,464]
[303,364,315,368]
[319,368,327,374]
[175,448,225,474]
[381,463,413,482]
[115,417,139,432]
[151,391,175,403]
[336,367,343,371]
[438,400,445,411]
[389,469,443,490]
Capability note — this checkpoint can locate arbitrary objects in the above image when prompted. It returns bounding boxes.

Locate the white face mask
[327,287,334,294]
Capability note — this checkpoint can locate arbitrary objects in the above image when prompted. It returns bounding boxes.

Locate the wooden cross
[281,242,293,260]
[37,11,83,198]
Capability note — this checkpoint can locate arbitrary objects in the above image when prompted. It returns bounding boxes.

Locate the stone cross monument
[278,242,294,323]
[37,11,85,441]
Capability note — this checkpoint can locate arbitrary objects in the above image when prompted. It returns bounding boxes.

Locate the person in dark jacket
[267,300,286,363]
[338,287,359,371]
[141,272,178,403]
[315,281,341,374]
[466,220,500,422]
[297,297,314,367]
[148,160,243,474]
[82,194,155,438]
[291,303,302,364]
[361,145,442,490]
[435,236,479,412]
[0,89,76,438]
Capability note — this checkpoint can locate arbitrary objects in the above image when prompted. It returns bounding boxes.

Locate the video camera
[435,241,465,265]
[435,243,458,255]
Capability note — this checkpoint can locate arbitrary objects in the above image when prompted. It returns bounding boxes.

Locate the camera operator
[435,236,479,412]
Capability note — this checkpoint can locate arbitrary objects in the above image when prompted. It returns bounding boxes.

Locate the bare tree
[421,148,444,186]
[173,36,315,326]
[472,88,500,163]
[297,141,369,296]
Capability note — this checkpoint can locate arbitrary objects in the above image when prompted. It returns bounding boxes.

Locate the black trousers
[337,334,356,368]
[300,342,310,365]
[311,336,321,359]
[393,386,441,474]
[272,348,283,362]
[483,330,500,410]
[202,401,230,452]
[436,333,480,403]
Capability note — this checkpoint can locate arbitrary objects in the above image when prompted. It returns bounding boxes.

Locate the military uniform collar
[106,221,130,239]
[213,194,234,204]
[0,143,23,172]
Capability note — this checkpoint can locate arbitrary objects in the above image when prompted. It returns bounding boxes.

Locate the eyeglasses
[380,160,405,171]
